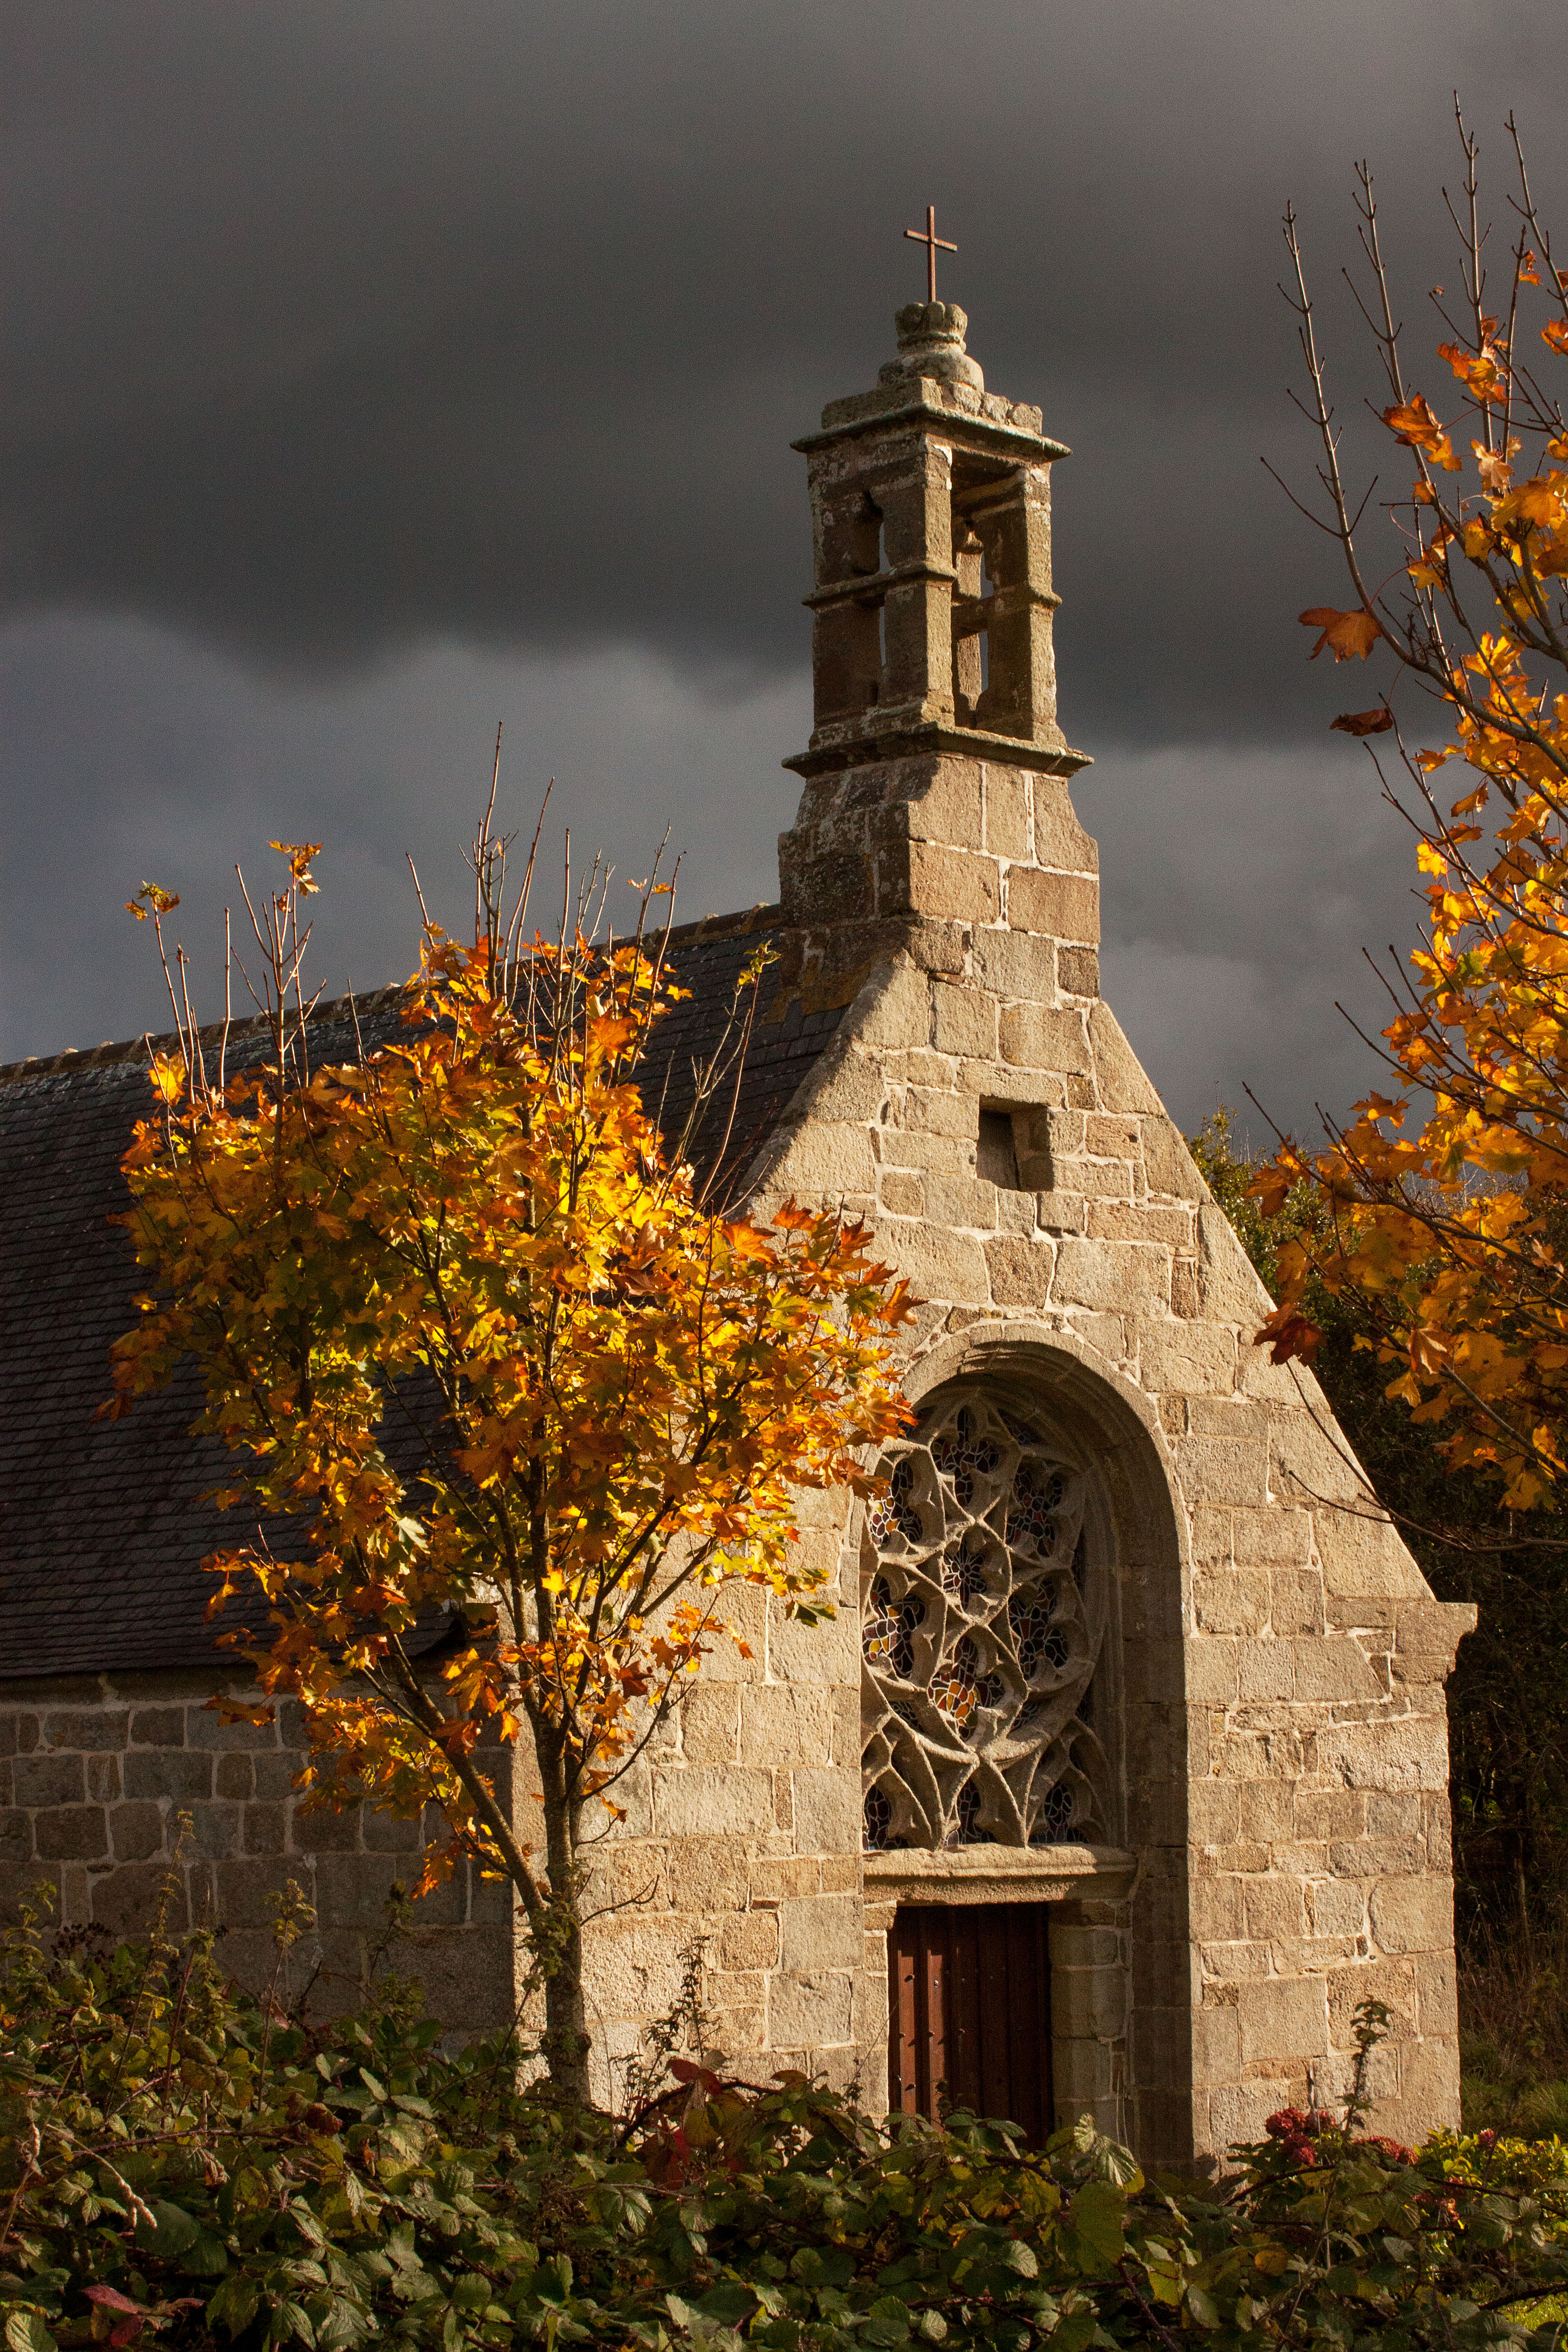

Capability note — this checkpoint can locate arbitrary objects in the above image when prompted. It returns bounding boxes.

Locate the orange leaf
[1330,705,1395,736]
[1300,607,1380,662]
[1257,1304,1323,1368]
[1382,394,1461,470]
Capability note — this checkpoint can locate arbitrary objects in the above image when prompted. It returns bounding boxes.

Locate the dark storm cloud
[6,0,1564,732]
[4,0,1566,1111]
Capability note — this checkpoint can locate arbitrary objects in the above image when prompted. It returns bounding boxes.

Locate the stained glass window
[860,1389,1109,1851]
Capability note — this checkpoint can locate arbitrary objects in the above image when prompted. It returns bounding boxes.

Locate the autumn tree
[1254,105,1568,1515]
[110,813,913,2099]
[1196,1112,1568,1937]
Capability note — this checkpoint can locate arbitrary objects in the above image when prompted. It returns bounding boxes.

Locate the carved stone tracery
[861,1389,1109,1852]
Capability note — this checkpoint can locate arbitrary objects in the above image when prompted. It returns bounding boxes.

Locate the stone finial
[879,302,985,393]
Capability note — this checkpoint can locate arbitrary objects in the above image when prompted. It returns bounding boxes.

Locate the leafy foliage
[4,1911,1568,2352]
[1193,1110,1568,1936]
[1257,111,1568,1509]
[107,823,913,2091]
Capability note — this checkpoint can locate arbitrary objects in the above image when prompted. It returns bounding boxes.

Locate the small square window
[977,1107,1021,1189]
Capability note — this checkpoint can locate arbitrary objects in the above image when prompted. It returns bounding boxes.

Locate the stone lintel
[864,1844,1135,1907]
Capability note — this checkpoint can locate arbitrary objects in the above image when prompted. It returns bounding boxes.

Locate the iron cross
[904,205,957,301]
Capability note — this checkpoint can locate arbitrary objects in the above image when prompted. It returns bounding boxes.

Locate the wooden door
[887,1902,1053,2146]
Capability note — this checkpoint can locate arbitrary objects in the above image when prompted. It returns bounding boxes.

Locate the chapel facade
[0,300,1474,2167]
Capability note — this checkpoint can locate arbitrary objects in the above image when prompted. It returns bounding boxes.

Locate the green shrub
[3,1903,1568,2351]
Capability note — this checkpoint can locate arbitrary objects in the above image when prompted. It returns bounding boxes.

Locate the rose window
[861,1390,1110,1852]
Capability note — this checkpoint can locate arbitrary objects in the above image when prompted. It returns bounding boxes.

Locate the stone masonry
[0,296,1474,2169]
[0,1669,519,2032]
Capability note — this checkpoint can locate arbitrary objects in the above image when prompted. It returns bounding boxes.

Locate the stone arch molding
[858,1322,1189,1860]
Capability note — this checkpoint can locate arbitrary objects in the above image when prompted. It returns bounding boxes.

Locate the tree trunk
[537,1741,591,2103]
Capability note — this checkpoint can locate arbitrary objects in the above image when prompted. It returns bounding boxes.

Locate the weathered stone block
[1237,1641,1295,1703]
[1370,1874,1455,1955]
[720,1911,781,1971]
[1192,2000,1241,2085]
[654,1767,776,1839]
[1141,1118,1207,1202]
[1088,1003,1161,1113]
[1139,1320,1236,1397]
[1186,1640,1240,1704]
[780,1894,862,1972]
[188,1802,243,1859]
[681,1683,741,1765]
[244,1801,289,1855]
[1030,779,1099,874]
[1175,1436,1269,1508]
[924,1174,999,1231]
[738,1685,838,1767]
[879,1171,924,1216]
[1308,1878,1367,1939]
[291,1804,360,1853]
[33,1806,106,1862]
[124,1750,212,1802]
[1325,1958,1417,2043]
[983,1233,1056,1308]
[1087,1202,1194,1248]
[1268,1568,1325,1635]
[186,1706,277,1750]
[1007,866,1099,944]
[44,1709,128,1752]
[983,768,1032,859]
[129,1707,186,1747]
[107,1802,163,1862]
[777,1122,879,1195]
[214,1752,254,1801]
[1188,1781,1241,1846]
[930,982,998,1059]
[1237,1974,1328,2064]
[791,1767,861,1855]
[14,1753,85,1809]
[1242,1874,1306,1942]
[901,841,1000,923]
[1315,1512,1429,1600]
[999,1003,1092,1075]
[1053,1237,1168,1313]
[1191,1875,1244,1939]
[1192,1571,1271,1637]
[768,1970,855,2049]
[1317,1716,1448,1795]
[970,924,1053,1003]
[1291,1639,1384,1703]
[875,1223,989,1304]
[856,963,932,1051]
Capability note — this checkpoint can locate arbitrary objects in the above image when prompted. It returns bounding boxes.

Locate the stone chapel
[0,298,1476,2167]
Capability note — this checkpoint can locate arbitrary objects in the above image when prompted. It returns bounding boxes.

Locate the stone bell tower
[789,299,1077,774]
[778,301,1099,998]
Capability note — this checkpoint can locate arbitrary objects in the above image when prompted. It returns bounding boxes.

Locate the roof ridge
[0,903,782,1088]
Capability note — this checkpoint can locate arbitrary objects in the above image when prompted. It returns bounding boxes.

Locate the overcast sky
[4,0,1565,1135]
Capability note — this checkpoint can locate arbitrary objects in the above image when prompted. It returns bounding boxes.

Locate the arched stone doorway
[856,1323,1191,2158]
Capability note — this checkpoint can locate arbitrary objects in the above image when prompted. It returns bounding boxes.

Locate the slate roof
[0,907,850,1680]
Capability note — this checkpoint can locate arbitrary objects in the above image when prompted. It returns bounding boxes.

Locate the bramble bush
[2,1891,1568,2352]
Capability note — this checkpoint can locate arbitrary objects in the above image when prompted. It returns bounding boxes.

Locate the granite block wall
[0,1667,519,2034]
